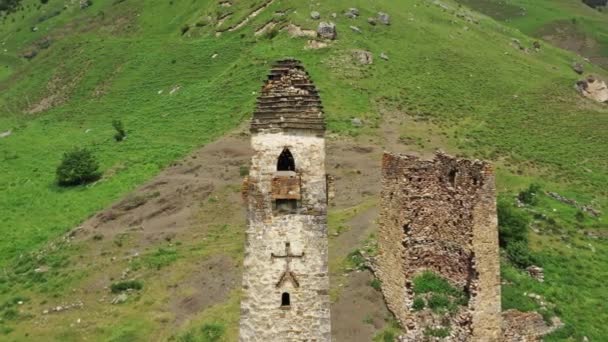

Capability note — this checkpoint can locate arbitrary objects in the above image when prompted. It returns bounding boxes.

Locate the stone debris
[345,8,359,18]
[546,191,602,217]
[0,130,11,138]
[367,17,377,25]
[285,24,317,38]
[351,118,363,127]
[377,12,390,25]
[526,265,544,282]
[80,0,92,9]
[169,85,181,95]
[305,40,328,50]
[376,152,501,341]
[43,301,84,314]
[349,25,362,34]
[502,309,563,341]
[310,11,320,20]
[352,50,372,65]
[572,62,584,75]
[317,22,337,40]
[111,293,128,304]
[380,52,389,61]
[533,40,541,50]
[575,75,608,103]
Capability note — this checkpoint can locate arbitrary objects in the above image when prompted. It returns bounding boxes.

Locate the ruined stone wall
[240,130,331,341]
[376,152,500,341]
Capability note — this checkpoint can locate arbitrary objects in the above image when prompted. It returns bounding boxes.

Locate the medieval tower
[240,59,331,341]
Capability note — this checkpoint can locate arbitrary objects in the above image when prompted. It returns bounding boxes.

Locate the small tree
[112,119,126,142]
[56,148,101,186]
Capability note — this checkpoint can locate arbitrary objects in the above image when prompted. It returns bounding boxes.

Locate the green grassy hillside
[0,0,607,340]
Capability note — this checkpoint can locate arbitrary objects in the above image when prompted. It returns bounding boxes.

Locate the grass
[0,0,606,340]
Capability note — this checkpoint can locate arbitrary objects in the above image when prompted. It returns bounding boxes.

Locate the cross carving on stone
[271,242,304,288]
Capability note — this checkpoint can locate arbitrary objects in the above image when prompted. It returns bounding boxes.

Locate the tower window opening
[277,148,295,171]
[281,292,291,307]
[448,169,457,187]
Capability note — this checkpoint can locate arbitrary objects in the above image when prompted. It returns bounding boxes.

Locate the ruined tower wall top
[251,59,325,134]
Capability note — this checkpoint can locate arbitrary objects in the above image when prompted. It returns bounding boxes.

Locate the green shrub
[575,211,585,222]
[427,293,451,312]
[346,249,366,270]
[505,241,536,268]
[112,119,126,142]
[239,165,249,177]
[413,272,462,297]
[412,296,425,311]
[424,327,450,338]
[370,278,382,291]
[518,183,541,205]
[497,199,530,247]
[110,280,143,293]
[200,323,224,342]
[56,148,101,186]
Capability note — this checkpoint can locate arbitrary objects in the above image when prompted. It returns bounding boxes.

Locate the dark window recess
[281,292,291,307]
[275,199,298,213]
[277,148,295,171]
[448,169,457,187]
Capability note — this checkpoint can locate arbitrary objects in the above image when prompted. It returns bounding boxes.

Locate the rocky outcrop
[576,76,608,103]
[317,22,337,40]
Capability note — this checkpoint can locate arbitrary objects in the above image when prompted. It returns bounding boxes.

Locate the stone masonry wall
[239,131,331,341]
[376,152,500,341]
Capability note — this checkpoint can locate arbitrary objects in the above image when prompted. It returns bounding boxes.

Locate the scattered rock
[305,40,328,50]
[377,12,390,25]
[349,25,362,34]
[331,13,337,18]
[22,50,38,60]
[572,62,584,75]
[367,17,377,25]
[352,50,373,65]
[351,118,363,127]
[310,11,320,20]
[526,265,544,282]
[285,24,316,38]
[112,293,128,304]
[34,266,49,273]
[0,130,11,138]
[533,40,541,50]
[80,0,92,9]
[317,22,337,40]
[169,85,181,95]
[502,309,563,341]
[380,52,389,61]
[546,191,601,216]
[345,8,359,18]
[31,26,38,32]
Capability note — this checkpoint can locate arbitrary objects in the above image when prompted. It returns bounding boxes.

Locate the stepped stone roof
[251,59,325,133]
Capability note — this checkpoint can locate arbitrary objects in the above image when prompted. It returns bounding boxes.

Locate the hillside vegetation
[0,0,606,340]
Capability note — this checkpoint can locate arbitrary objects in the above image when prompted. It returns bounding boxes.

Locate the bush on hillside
[112,119,126,141]
[497,199,529,247]
[56,148,101,186]
[505,241,537,268]
[110,280,143,293]
[518,183,541,205]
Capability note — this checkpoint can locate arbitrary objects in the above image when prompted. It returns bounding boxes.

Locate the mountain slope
[0,0,606,340]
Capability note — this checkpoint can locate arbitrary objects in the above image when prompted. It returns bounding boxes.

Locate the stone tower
[376,152,501,341]
[240,59,331,341]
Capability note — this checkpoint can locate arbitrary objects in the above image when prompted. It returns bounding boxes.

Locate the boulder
[317,22,337,40]
[310,11,320,20]
[572,62,584,75]
[380,52,389,61]
[526,265,544,282]
[351,118,363,127]
[575,75,608,103]
[367,17,377,25]
[377,12,390,25]
[345,8,359,18]
[352,50,373,65]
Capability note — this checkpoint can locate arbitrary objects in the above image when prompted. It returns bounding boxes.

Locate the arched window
[281,292,291,307]
[277,148,295,171]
